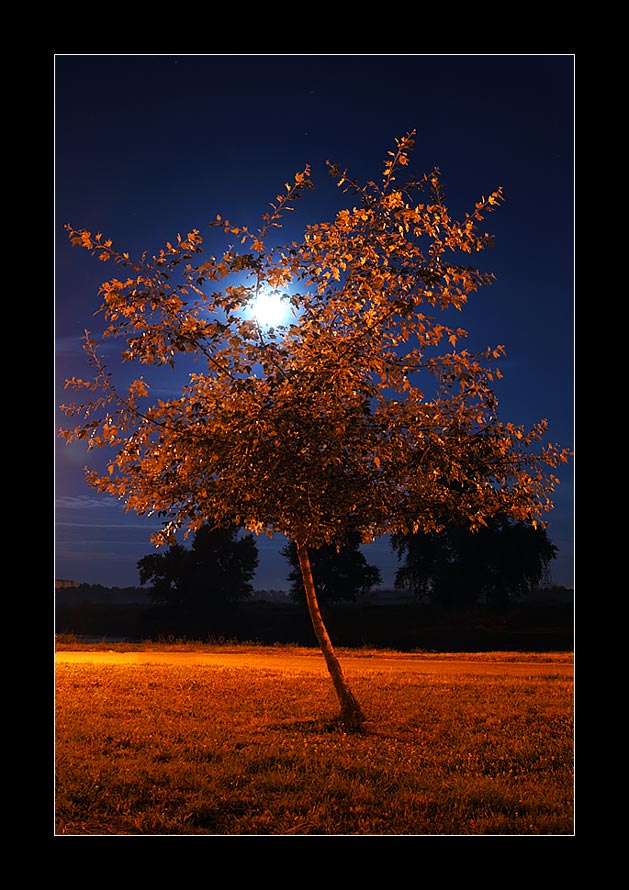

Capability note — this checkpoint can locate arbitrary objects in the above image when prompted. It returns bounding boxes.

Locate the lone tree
[60,132,571,730]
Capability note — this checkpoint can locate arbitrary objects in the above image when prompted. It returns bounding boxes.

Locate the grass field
[54,643,574,836]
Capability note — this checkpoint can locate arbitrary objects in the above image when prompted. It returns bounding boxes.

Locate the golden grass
[55,646,574,836]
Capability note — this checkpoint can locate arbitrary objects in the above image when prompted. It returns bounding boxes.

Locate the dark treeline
[54,597,573,651]
[56,520,572,650]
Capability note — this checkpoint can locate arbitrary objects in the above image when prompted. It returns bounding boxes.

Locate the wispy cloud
[55,331,122,354]
[55,496,164,534]
[55,495,121,511]
[56,521,160,530]
[55,333,87,356]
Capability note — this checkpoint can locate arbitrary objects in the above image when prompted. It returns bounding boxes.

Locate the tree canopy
[60,131,571,727]
[61,132,569,552]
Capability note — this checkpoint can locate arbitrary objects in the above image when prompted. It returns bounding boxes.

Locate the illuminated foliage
[60,132,571,727]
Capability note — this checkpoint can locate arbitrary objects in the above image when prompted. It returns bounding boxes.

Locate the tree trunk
[295,540,366,731]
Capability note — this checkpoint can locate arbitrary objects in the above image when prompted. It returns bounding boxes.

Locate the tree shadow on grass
[270,716,367,735]
[272,714,423,743]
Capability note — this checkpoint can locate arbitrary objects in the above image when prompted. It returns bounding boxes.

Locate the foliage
[137,523,258,615]
[392,517,559,609]
[60,131,571,554]
[282,532,382,605]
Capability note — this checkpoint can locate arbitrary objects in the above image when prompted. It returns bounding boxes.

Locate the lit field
[55,646,574,835]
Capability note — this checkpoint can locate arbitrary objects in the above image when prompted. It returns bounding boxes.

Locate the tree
[138,523,258,616]
[283,532,382,605]
[392,516,558,609]
[60,132,571,729]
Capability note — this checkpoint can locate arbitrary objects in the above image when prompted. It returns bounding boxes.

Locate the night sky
[55,54,574,591]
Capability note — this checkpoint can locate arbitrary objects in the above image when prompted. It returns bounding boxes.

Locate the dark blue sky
[55,54,574,590]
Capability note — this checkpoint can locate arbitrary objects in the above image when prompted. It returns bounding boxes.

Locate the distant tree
[138,524,258,616]
[392,517,558,609]
[283,532,382,605]
[61,132,571,729]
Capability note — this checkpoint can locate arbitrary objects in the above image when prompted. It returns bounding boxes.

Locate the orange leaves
[128,378,150,399]
[383,191,404,210]
[382,131,416,188]
[60,134,572,552]
[101,421,119,441]
[471,188,505,222]
[179,230,203,249]
[67,228,117,255]
[67,229,88,249]
[63,376,95,391]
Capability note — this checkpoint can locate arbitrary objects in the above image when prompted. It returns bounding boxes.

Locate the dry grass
[55,646,574,836]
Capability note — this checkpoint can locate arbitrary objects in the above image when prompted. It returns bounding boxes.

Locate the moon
[249,290,289,328]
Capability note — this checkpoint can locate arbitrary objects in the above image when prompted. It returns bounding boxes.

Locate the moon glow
[249,290,289,328]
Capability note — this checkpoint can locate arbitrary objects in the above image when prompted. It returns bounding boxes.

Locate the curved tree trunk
[295,540,366,731]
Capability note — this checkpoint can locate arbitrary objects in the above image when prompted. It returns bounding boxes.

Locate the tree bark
[295,540,366,731]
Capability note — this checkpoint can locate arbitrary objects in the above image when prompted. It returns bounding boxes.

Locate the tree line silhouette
[137,517,559,618]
